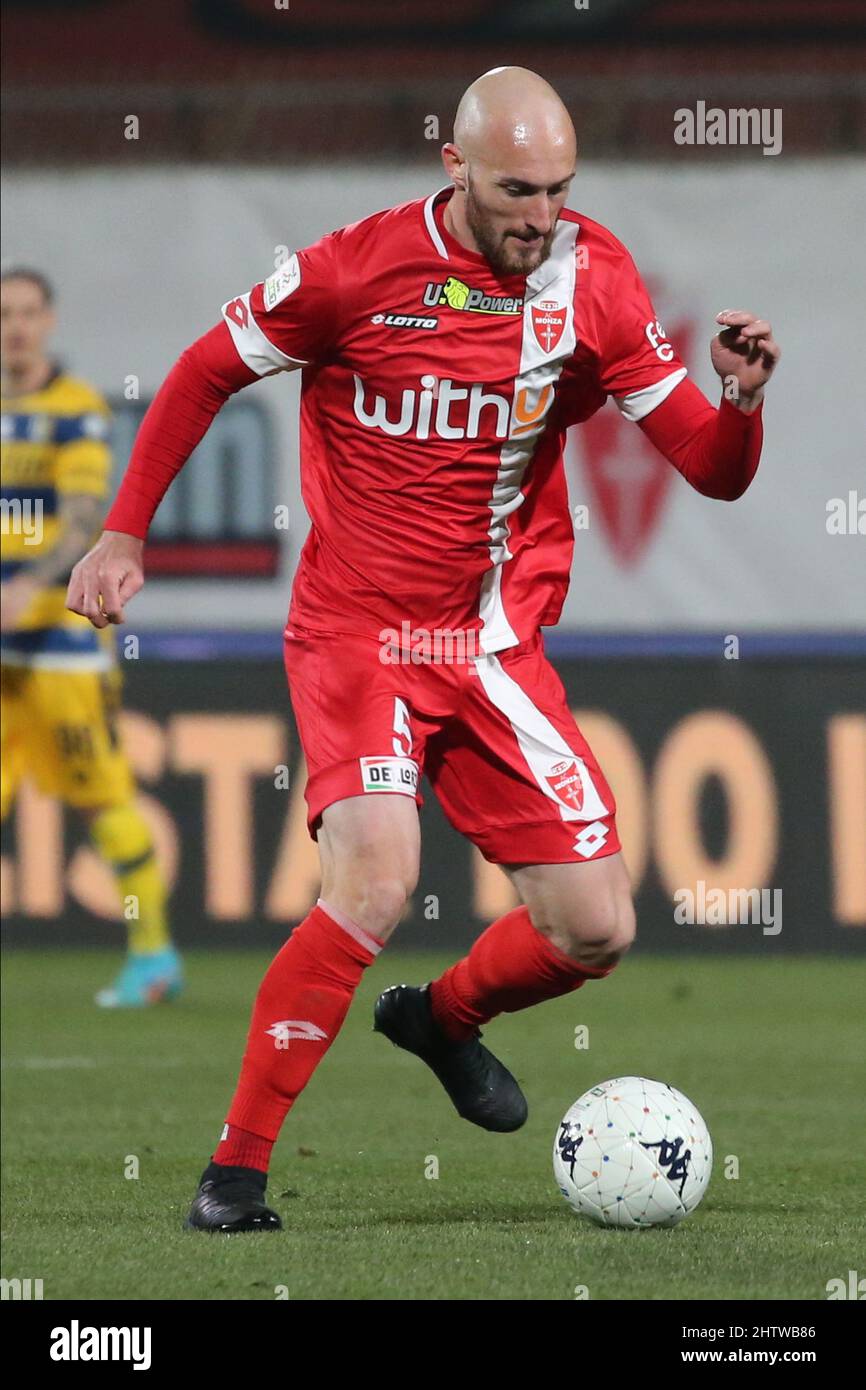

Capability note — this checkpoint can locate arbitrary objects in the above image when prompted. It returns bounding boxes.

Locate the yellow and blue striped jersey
[1,367,114,668]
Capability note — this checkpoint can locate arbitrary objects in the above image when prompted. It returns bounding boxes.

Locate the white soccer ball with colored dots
[553,1076,713,1229]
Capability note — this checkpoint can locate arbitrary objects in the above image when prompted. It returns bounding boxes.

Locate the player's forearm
[639,378,763,501]
[104,322,256,539]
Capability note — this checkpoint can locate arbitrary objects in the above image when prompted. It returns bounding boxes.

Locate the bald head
[454,66,576,167]
[442,68,576,277]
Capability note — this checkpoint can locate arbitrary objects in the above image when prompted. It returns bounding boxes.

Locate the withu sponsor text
[352,374,553,440]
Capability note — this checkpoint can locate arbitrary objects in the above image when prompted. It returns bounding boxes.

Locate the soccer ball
[553,1076,713,1229]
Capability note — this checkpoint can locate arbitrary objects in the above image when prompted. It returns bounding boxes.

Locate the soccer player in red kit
[68,67,780,1232]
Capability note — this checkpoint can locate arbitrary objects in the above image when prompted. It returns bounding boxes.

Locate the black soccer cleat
[184,1162,282,1233]
[373,983,528,1133]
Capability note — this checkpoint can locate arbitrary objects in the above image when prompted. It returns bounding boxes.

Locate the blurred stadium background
[2,0,865,957]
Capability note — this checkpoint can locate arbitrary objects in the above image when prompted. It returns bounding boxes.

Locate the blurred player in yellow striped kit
[1,267,183,1006]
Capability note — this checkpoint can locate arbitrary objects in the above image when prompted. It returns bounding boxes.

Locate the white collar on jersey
[421,185,582,310]
[422,186,454,261]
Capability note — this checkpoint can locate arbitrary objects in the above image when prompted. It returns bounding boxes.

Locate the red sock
[214,900,383,1170]
[430,906,614,1042]
[212,1124,274,1172]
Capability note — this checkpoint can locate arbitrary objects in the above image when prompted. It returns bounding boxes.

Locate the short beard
[464,176,556,278]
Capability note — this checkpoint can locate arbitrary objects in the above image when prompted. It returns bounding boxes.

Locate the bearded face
[463,170,561,278]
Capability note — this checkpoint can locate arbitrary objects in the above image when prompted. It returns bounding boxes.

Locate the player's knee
[606,892,637,962]
[540,891,636,969]
[328,868,417,940]
[577,891,636,967]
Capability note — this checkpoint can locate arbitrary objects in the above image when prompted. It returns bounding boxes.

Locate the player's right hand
[66,530,145,628]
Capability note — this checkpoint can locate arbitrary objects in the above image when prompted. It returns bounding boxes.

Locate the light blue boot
[95,946,185,1008]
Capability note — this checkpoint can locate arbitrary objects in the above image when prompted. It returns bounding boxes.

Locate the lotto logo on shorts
[573,821,609,858]
[360,756,419,796]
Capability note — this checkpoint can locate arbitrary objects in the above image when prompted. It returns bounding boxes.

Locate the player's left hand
[0,575,39,633]
[711,309,781,412]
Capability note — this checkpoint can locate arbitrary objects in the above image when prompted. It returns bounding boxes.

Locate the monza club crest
[532,300,566,354]
[546,759,584,811]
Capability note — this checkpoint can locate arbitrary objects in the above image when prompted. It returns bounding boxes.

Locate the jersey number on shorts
[392,697,413,758]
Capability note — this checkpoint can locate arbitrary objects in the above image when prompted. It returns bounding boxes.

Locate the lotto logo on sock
[266,1019,328,1045]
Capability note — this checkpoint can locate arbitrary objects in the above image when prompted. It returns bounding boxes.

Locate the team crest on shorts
[546,758,584,811]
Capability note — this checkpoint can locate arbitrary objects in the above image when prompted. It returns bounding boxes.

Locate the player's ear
[441,143,468,191]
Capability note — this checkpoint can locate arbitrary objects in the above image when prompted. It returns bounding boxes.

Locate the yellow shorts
[0,663,135,817]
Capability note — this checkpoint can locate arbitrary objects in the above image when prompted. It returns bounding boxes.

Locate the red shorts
[283,626,620,866]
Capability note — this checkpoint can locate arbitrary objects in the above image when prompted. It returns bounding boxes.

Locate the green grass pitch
[2,949,864,1301]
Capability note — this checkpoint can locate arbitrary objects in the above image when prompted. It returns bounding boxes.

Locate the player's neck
[2,356,54,398]
[442,193,483,259]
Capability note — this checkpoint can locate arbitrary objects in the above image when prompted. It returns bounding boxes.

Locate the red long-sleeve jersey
[107,188,762,648]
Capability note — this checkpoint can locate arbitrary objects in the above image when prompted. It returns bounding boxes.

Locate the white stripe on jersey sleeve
[614,366,688,422]
[221,291,307,376]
